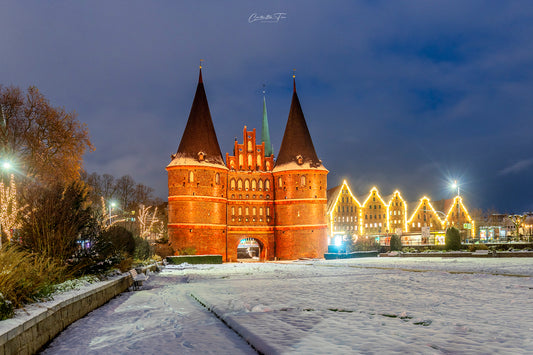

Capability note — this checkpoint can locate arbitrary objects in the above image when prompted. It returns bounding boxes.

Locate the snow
[42,258,533,354]
[272,161,328,173]
[167,155,228,169]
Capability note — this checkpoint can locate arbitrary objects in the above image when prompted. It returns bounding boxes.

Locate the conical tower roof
[274,77,326,172]
[170,68,225,167]
[261,93,273,157]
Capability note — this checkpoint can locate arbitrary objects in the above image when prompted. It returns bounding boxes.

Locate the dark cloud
[1,0,532,212]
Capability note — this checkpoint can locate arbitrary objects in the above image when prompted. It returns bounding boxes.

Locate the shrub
[469,243,489,252]
[353,237,380,251]
[445,227,462,251]
[155,242,174,258]
[177,246,197,255]
[0,246,68,312]
[0,292,14,320]
[390,235,402,251]
[100,226,135,257]
[19,181,96,262]
[134,236,152,260]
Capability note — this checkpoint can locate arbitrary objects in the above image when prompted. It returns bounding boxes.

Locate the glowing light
[0,174,24,245]
[1,161,12,170]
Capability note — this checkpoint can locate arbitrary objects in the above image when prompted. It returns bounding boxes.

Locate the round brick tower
[273,77,328,260]
[167,68,229,259]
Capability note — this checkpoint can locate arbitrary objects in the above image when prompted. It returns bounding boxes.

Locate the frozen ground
[43,258,533,354]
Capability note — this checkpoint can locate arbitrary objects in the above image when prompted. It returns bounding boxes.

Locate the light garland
[327,182,476,238]
[0,174,24,244]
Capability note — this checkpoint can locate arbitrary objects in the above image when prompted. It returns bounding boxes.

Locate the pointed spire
[275,74,324,170]
[174,67,225,166]
[261,87,273,157]
[292,69,296,93]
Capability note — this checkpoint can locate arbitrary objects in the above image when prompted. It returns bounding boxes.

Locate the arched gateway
[167,68,328,261]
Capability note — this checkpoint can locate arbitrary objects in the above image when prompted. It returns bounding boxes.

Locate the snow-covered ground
[43,258,533,354]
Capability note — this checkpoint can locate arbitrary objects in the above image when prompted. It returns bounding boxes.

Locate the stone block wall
[0,275,131,355]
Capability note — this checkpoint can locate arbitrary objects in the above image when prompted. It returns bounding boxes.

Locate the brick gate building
[167,69,328,261]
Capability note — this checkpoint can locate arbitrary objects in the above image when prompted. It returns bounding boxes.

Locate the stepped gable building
[167,69,328,261]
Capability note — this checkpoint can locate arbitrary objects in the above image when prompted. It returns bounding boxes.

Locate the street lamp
[451,180,460,197]
[109,201,117,226]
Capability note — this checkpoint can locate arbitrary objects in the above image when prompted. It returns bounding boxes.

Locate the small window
[278,177,282,187]
[188,171,194,183]
[215,173,220,184]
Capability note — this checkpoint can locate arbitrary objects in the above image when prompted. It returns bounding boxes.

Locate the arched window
[256,155,261,167]
[266,161,270,170]
[215,173,220,184]
[258,179,263,191]
[188,171,194,183]
[252,207,256,215]
[238,207,242,216]
[251,179,256,191]
[259,207,263,215]
[265,180,270,191]
[245,179,250,191]
[238,179,243,190]
[247,155,252,168]
[247,140,252,152]
[239,155,243,167]
[301,175,306,186]
[231,207,235,216]
[230,179,236,190]
[278,177,282,187]
[245,207,249,215]
[266,207,270,216]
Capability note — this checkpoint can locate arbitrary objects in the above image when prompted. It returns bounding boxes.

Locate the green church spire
[261,90,273,157]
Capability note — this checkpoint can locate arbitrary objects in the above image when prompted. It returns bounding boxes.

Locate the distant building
[167,69,328,261]
[326,181,476,245]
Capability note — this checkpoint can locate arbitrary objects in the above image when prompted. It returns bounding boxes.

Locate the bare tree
[115,175,136,210]
[0,85,93,184]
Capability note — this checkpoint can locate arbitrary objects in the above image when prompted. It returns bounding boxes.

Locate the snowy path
[42,258,533,354]
[41,274,257,355]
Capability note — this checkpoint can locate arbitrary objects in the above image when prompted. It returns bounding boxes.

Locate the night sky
[1,1,532,213]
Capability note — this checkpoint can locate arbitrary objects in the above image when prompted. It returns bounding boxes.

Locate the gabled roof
[361,187,387,207]
[171,68,225,167]
[274,78,326,172]
[327,185,343,213]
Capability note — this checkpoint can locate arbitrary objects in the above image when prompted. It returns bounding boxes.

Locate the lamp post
[109,201,116,227]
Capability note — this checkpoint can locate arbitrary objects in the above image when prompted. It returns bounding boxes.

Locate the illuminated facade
[167,69,327,261]
[327,181,476,242]
[326,180,360,244]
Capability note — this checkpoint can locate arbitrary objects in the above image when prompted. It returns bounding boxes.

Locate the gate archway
[237,238,264,261]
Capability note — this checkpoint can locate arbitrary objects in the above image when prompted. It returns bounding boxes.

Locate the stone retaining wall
[0,275,132,355]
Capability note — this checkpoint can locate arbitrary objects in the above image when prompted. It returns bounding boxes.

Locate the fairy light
[327,182,475,238]
[0,174,23,244]
[327,180,362,238]
[407,196,446,230]
[444,196,474,236]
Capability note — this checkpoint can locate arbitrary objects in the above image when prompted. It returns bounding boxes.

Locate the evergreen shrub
[445,227,462,251]
[390,234,402,251]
